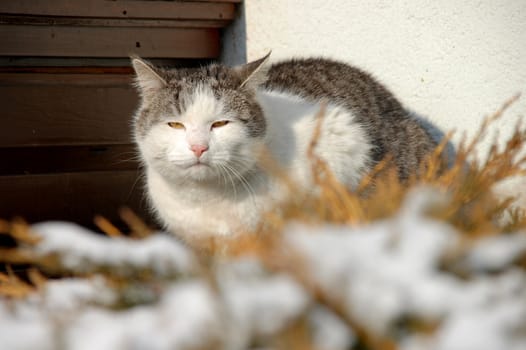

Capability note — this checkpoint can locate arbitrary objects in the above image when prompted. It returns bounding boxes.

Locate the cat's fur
[131,54,437,240]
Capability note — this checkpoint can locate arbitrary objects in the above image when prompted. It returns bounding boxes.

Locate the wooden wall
[0,0,240,230]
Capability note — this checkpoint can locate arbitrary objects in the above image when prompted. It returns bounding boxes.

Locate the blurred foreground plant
[1,95,525,350]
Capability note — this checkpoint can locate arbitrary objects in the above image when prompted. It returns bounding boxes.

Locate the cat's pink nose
[190,144,209,158]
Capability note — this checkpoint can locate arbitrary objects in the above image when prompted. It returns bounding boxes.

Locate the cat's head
[131,53,270,184]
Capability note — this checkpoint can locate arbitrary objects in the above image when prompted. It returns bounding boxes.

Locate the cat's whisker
[222,163,258,206]
[219,163,239,198]
[113,156,142,164]
[217,163,238,199]
[213,165,226,189]
[126,171,145,205]
[226,157,267,182]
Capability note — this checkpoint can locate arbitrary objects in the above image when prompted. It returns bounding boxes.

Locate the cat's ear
[131,56,167,97]
[234,51,271,89]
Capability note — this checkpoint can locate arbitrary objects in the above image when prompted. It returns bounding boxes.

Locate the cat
[131,53,437,240]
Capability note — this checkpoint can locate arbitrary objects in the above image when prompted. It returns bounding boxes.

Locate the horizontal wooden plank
[0,25,220,58]
[0,73,137,147]
[0,15,232,29]
[0,0,237,20]
[0,171,153,228]
[0,144,139,175]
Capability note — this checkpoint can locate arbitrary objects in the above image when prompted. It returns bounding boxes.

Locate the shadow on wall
[221,3,247,65]
[408,110,457,168]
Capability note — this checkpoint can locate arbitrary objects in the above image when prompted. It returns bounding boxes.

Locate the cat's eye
[211,120,229,129]
[168,121,185,129]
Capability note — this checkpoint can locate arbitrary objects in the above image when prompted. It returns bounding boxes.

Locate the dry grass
[211,94,526,249]
[1,95,525,350]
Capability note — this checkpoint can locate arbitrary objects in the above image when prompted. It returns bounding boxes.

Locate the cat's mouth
[187,160,210,169]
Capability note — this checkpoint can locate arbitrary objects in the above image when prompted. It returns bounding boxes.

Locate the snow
[0,317,54,350]
[285,188,461,333]
[434,278,526,350]
[1,187,525,349]
[217,258,310,348]
[466,233,526,271]
[43,277,116,312]
[0,278,115,350]
[309,306,355,350]
[32,222,197,276]
[63,281,224,350]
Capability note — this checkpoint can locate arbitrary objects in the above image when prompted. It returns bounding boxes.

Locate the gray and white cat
[131,53,437,240]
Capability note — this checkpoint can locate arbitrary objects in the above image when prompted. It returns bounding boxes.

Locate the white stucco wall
[223,0,526,159]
